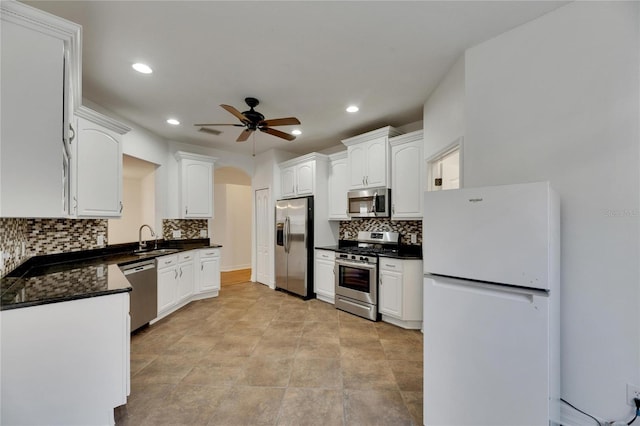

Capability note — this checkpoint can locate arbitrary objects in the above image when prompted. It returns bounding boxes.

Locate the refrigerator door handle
[429,274,548,302]
[284,216,290,253]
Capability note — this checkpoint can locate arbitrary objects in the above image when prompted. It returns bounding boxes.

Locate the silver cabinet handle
[179,267,183,277]
[174,269,178,279]
[384,264,396,268]
[119,202,123,213]
[69,123,75,143]
[185,207,188,215]
[392,204,395,215]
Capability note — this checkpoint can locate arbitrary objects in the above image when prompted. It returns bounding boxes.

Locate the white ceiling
[24,1,567,156]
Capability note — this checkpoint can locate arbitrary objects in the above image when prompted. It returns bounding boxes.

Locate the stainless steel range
[334,231,399,321]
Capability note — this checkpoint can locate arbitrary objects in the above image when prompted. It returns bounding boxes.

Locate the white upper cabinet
[175,151,217,218]
[328,151,349,220]
[0,2,81,218]
[73,107,130,218]
[279,154,326,199]
[390,130,424,220]
[341,126,402,190]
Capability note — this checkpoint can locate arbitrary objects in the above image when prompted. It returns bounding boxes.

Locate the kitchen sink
[133,248,180,256]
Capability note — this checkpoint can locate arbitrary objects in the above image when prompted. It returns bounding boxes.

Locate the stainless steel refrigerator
[275,196,314,299]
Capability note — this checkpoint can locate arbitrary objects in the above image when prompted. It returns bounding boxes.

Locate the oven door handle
[335,259,377,270]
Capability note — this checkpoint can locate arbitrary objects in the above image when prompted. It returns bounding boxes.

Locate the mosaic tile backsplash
[0,218,108,277]
[340,218,422,245]
[162,219,209,240]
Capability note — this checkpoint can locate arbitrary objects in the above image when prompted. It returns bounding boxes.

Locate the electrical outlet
[410,233,417,244]
[628,383,640,406]
[21,241,26,256]
[97,235,105,247]
[200,229,207,238]
[172,230,182,239]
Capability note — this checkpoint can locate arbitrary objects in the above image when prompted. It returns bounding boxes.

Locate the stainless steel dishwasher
[120,259,157,332]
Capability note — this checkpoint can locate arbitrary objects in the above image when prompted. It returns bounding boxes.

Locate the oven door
[334,258,377,305]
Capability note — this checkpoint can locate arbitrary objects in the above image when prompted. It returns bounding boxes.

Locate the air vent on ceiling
[198,127,222,136]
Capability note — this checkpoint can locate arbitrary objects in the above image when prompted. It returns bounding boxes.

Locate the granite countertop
[1,239,222,311]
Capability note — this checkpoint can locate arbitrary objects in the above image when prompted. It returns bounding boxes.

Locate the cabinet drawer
[380,257,403,271]
[178,251,194,263]
[315,250,335,260]
[200,248,220,258]
[157,254,178,269]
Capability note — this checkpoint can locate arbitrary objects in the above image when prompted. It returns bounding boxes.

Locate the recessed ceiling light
[132,63,153,74]
[292,129,302,136]
[166,118,180,125]
[346,105,359,113]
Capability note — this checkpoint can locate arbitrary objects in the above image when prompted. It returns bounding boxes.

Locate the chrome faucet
[138,224,157,251]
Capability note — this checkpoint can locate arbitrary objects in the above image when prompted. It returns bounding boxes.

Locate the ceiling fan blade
[260,127,296,141]
[260,117,301,127]
[194,123,243,127]
[221,104,249,123]
[236,129,252,142]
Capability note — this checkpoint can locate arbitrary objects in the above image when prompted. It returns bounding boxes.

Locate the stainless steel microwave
[347,187,391,218]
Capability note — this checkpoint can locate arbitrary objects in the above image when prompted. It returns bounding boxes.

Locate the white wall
[213,183,252,271]
[423,55,465,161]
[458,1,638,421]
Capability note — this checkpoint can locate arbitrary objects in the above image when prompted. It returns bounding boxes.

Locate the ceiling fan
[195,97,301,142]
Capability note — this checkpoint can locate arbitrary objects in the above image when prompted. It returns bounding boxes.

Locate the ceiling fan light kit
[195,97,301,142]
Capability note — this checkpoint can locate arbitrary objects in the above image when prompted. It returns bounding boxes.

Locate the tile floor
[116,279,423,425]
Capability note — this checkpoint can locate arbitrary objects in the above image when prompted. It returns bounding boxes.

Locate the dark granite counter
[1,239,221,311]
[315,240,422,259]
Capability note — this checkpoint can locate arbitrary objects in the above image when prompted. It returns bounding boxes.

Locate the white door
[255,188,270,285]
[379,269,402,318]
[429,147,460,191]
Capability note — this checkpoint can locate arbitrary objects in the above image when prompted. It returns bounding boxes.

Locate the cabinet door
[158,267,178,313]
[182,160,213,218]
[365,137,387,188]
[200,255,220,292]
[280,166,296,198]
[314,251,335,299]
[328,159,349,220]
[391,141,423,219]
[1,19,67,217]
[347,144,366,189]
[177,261,195,303]
[379,269,403,319]
[75,117,122,217]
[295,161,314,195]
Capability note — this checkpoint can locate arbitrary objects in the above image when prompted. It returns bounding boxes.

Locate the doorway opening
[427,139,462,191]
[108,155,157,244]
[212,167,252,275]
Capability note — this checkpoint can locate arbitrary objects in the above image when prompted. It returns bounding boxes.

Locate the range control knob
[360,257,366,261]
[351,255,356,260]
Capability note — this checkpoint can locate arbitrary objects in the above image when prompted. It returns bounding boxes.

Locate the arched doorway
[212,167,252,275]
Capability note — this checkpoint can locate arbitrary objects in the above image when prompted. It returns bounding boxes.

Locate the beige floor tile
[277,388,344,426]
[207,386,285,426]
[303,321,341,337]
[288,358,342,388]
[133,355,197,385]
[401,391,424,426]
[380,338,423,361]
[344,389,414,426]
[296,335,341,359]
[341,358,397,390]
[388,360,423,391]
[141,384,227,425]
[236,357,293,387]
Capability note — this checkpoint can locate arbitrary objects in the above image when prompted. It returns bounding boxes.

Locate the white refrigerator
[422,182,560,426]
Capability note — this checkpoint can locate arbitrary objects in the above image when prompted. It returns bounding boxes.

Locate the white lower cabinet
[157,254,179,317]
[314,249,335,303]
[196,248,221,297]
[379,257,423,329]
[177,252,195,304]
[155,249,221,322]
